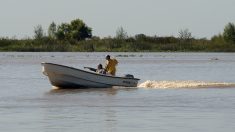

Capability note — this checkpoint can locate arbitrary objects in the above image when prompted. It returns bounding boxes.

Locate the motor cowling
[124,74,134,78]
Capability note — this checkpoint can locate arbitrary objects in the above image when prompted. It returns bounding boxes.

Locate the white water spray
[138,80,235,89]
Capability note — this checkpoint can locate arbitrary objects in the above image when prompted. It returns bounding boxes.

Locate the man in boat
[96,64,106,74]
[104,55,118,76]
[84,64,106,74]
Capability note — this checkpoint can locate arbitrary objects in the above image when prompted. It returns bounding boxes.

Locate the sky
[0,0,235,39]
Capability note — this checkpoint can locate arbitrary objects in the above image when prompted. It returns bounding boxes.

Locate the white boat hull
[42,62,140,88]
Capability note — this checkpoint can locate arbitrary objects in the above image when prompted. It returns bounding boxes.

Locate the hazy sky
[0,0,235,39]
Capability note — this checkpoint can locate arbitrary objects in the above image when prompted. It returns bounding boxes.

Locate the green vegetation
[0,19,235,52]
[223,22,235,44]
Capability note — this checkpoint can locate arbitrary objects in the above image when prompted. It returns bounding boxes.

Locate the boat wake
[138,80,235,89]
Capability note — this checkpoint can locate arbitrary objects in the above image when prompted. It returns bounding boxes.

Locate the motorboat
[41,62,140,88]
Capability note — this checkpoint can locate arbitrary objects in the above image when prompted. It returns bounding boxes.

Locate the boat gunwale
[41,62,140,81]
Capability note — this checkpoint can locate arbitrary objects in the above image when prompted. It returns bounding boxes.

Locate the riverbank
[1,37,235,52]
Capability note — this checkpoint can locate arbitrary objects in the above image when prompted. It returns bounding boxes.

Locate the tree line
[0,18,235,52]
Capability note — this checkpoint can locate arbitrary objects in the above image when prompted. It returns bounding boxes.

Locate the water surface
[0,52,235,132]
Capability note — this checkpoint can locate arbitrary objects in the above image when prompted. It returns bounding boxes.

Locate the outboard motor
[124,74,134,78]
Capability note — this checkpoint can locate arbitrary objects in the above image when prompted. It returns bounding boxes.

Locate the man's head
[97,64,103,69]
[106,55,110,60]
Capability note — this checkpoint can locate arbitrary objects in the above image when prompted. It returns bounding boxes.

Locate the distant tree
[135,34,147,41]
[178,29,192,40]
[56,23,71,40]
[48,22,57,39]
[116,27,128,40]
[34,25,44,40]
[70,19,92,41]
[55,19,92,41]
[223,22,235,44]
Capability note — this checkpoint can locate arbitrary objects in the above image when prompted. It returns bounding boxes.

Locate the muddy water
[0,52,235,132]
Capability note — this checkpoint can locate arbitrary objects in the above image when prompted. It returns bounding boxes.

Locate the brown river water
[0,52,235,132]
